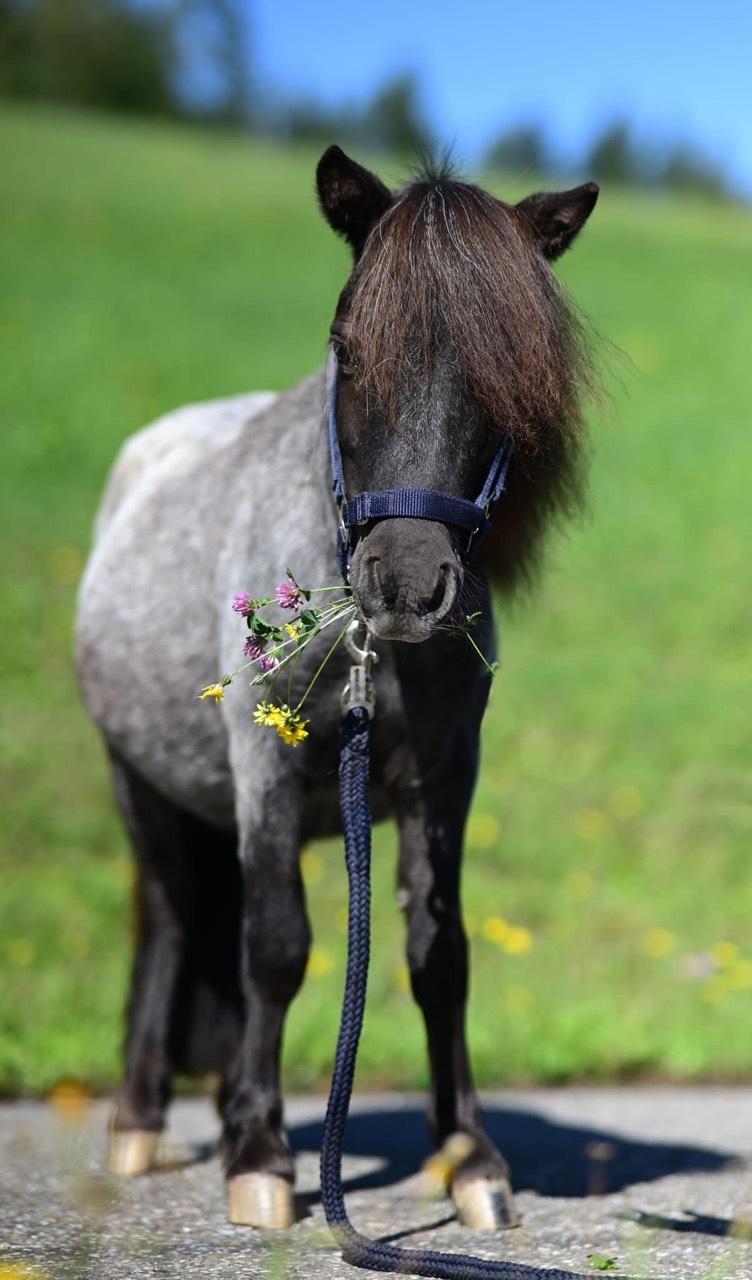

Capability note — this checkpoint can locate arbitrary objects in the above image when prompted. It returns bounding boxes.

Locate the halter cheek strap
[326,350,511,580]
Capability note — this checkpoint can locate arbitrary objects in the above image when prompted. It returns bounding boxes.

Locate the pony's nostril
[419,565,449,616]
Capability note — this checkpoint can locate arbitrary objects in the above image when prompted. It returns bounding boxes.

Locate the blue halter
[326,350,512,579]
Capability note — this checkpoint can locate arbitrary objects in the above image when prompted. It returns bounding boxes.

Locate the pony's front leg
[220,758,310,1229]
[391,734,519,1232]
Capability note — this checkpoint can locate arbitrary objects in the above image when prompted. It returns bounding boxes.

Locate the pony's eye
[330,334,356,377]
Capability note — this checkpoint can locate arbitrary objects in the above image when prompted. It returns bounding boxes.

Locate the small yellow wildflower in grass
[198,682,226,702]
[7,938,35,967]
[608,784,643,820]
[504,985,535,1016]
[482,915,510,945]
[48,1078,92,1121]
[0,1266,50,1280]
[726,960,752,991]
[49,544,84,586]
[65,931,91,960]
[393,962,411,993]
[466,812,500,849]
[307,946,334,978]
[300,850,324,885]
[711,940,739,968]
[564,869,596,902]
[283,622,299,639]
[573,807,609,841]
[642,927,677,959]
[503,925,534,955]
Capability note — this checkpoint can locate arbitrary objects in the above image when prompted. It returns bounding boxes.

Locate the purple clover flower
[232,592,255,617]
[243,636,265,661]
[259,653,279,674]
[275,579,303,610]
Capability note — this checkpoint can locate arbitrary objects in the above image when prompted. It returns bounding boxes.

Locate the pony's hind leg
[107,749,242,1176]
[392,733,519,1231]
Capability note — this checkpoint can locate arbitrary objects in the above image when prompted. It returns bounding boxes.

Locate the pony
[75,145,598,1231]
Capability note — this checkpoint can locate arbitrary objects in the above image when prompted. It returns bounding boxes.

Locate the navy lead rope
[319,354,641,1280]
[321,702,639,1279]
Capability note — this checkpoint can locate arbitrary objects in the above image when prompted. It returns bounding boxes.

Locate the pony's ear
[316,145,393,257]
[516,182,599,260]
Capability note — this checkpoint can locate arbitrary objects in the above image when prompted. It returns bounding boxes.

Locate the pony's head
[317,145,598,643]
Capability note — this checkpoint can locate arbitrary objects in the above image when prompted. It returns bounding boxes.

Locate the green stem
[293,614,354,713]
[463,628,498,678]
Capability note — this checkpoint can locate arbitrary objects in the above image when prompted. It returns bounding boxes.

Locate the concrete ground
[1,1088,751,1280]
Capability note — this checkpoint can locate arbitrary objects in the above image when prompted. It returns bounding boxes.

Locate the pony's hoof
[108,1128,159,1177]
[452,1176,519,1230]
[227,1173,295,1228]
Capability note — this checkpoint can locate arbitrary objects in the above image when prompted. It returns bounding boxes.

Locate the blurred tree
[586,120,641,184]
[485,124,549,174]
[659,143,728,199]
[284,97,353,145]
[358,72,432,156]
[0,0,175,114]
[175,0,253,125]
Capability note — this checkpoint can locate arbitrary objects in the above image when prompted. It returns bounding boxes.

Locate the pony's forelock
[342,172,598,595]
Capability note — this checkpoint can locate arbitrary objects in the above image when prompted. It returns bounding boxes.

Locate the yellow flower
[711,941,739,968]
[253,701,310,746]
[307,946,334,977]
[393,962,411,993]
[466,812,500,849]
[277,720,309,747]
[504,984,535,1015]
[642,926,676,959]
[482,915,510,944]
[503,925,534,955]
[726,960,752,991]
[253,700,283,726]
[198,682,225,701]
[300,850,324,885]
[284,622,299,639]
[564,870,596,902]
[573,807,609,841]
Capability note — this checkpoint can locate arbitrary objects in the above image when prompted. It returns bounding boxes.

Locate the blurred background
[0,0,750,1096]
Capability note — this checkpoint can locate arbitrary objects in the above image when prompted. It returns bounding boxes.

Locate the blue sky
[249,0,751,191]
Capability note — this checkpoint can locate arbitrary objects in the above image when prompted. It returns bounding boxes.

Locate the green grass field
[1,103,751,1095]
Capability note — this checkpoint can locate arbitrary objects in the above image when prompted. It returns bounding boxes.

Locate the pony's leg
[106,750,193,1176]
[220,767,310,1229]
[392,738,519,1231]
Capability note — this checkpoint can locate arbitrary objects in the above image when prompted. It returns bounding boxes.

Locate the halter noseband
[326,350,512,580]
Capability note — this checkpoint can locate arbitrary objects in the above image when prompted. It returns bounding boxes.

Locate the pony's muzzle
[349,518,460,643]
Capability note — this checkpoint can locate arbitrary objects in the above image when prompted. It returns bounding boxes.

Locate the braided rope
[319,706,642,1280]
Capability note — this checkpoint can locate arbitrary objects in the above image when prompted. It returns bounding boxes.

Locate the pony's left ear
[516,182,599,260]
[316,145,393,257]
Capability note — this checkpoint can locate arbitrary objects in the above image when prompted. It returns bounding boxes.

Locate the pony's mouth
[360,609,439,644]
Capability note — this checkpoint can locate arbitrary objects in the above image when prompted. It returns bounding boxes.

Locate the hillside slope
[1,105,751,1090]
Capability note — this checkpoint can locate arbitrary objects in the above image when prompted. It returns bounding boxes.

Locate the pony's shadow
[289,1105,736,1206]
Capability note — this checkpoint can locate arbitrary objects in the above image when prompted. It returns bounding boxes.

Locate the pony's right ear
[316,145,392,258]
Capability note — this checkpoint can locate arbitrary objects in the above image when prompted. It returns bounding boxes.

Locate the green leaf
[299,608,320,629]
[589,1255,617,1271]
[250,615,274,637]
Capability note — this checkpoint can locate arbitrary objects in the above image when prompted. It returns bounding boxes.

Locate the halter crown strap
[326,350,511,576]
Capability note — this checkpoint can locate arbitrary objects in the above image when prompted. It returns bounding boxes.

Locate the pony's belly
[302,781,390,841]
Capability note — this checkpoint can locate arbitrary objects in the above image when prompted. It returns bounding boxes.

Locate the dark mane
[346,172,597,595]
